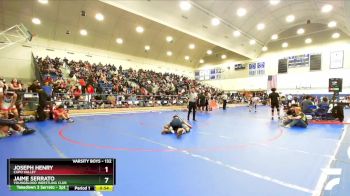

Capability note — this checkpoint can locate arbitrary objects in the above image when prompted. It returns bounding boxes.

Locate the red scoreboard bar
[7,158,116,191]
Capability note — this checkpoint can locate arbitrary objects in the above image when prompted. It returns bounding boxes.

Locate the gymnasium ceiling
[0,0,349,68]
[103,0,350,57]
[0,0,248,68]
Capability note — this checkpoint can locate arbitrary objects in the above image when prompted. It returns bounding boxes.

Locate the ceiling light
[270,0,280,5]
[249,39,256,45]
[184,56,190,60]
[189,43,195,49]
[271,34,278,40]
[136,26,144,33]
[32,18,41,25]
[166,51,172,56]
[328,21,337,28]
[207,50,213,55]
[179,1,191,11]
[233,30,241,37]
[95,13,104,21]
[237,8,247,17]
[297,28,305,35]
[166,36,173,43]
[80,29,87,36]
[221,54,227,59]
[282,42,288,48]
[332,32,340,39]
[321,4,333,13]
[305,38,312,44]
[38,0,48,4]
[116,38,123,44]
[286,15,295,23]
[257,23,265,30]
[144,45,150,51]
[211,18,220,26]
[199,59,204,64]
[262,46,268,51]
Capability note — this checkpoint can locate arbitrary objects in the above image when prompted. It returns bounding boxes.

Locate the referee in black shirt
[187,88,198,121]
[268,88,280,120]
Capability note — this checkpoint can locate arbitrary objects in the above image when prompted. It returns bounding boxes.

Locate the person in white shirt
[249,94,260,112]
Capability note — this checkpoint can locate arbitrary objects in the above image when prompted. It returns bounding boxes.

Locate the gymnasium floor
[1,106,349,196]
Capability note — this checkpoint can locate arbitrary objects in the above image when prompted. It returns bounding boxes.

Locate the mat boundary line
[312,119,350,196]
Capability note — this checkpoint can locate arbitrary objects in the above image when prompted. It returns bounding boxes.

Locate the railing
[19,92,190,111]
[52,93,188,110]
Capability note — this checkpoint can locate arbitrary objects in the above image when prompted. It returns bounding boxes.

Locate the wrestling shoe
[67,119,74,123]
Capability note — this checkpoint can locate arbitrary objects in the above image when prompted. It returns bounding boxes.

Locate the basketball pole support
[0,24,32,50]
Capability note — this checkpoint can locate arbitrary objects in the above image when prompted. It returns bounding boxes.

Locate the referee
[187,88,198,121]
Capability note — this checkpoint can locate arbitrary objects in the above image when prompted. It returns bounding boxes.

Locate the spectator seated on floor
[161,115,192,138]
[281,104,298,126]
[0,117,36,138]
[0,104,35,138]
[282,107,308,128]
[53,105,74,123]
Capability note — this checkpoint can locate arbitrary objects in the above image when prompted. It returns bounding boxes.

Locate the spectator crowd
[35,56,224,109]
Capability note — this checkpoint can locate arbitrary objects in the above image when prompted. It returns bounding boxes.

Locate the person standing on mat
[221,93,228,110]
[187,88,198,121]
[268,88,280,120]
[249,93,260,112]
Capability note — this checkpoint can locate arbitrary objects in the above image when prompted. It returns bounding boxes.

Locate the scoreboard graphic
[7,158,116,191]
[328,78,342,92]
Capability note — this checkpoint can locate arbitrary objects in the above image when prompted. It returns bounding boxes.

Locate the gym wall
[0,37,195,84]
[200,39,350,94]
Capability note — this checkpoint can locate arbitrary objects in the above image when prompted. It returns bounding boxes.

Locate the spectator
[283,107,308,128]
[0,116,35,138]
[42,82,53,98]
[301,95,314,114]
[53,105,74,123]
[107,93,116,108]
[28,80,41,93]
[0,91,18,119]
[9,79,22,92]
[318,97,329,108]
[73,86,82,101]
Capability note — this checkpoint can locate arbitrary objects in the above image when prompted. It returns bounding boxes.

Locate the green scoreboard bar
[8,158,116,192]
